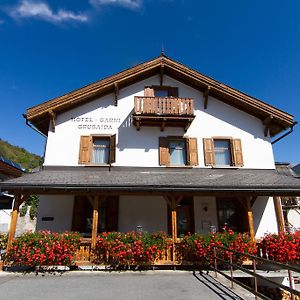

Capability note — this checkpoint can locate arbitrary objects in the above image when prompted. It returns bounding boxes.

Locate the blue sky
[0,0,300,163]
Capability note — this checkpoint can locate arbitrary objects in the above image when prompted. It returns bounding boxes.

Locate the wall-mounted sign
[70,117,121,130]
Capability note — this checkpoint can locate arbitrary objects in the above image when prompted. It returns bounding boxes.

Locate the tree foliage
[0,138,42,171]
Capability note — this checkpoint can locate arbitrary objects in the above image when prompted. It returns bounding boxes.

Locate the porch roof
[1,166,300,196]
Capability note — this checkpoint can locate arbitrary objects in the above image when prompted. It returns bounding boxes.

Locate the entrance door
[72,196,119,236]
[168,197,195,237]
[216,197,248,232]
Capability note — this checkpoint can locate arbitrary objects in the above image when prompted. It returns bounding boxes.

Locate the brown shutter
[159,137,170,166]
[79,136,91,164]
[169,87,178,97]
[106,196,119,231]
[109,134,116,164]
[232,139,244,167]
[203,138,215,166]
[186,138,198,166]
[144,86,154,97]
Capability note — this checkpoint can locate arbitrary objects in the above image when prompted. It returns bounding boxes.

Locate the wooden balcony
[133,96,195,131]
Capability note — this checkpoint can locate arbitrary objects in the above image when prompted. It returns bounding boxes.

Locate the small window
[169,139,187,165]
[203,138,244,167]
[92,138,110,164]
[79,135,116,165]
[159,137,198,166]
[213,140,232,166]
[144,86,178,97]
[154,89,169,98]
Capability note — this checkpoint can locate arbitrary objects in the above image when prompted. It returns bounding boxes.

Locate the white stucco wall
[118,196,167,233]
[252,196,278,238]
[44,75,275,169]
[194,196,218,234]
[0,210,11,233]
[37,195,74,232]
[287,209,300,229]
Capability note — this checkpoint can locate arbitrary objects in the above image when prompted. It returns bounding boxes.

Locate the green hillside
[0,139,42,171]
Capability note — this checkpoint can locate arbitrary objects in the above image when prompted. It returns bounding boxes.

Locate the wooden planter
[0,260,3,271]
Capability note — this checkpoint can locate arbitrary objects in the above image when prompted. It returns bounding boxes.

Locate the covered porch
[1,166,300,264]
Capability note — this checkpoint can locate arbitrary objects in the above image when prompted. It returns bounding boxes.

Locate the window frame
[144,86,179,98]
[78,134,116,166]
[159,136,198,167]
[212,138,233,167]
[203,137,243,168]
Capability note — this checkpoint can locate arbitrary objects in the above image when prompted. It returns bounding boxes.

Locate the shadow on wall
[118,110,159,152]
[201,96,267,140]
[252,197,271,237]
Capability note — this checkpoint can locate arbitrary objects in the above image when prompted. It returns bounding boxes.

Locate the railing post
[229,253,234,289]
[288,269,295,300]
[214,247,218,278]
[253,258,258,300]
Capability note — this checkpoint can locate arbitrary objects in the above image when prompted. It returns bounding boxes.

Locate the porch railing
[134,96,194,116]
[211,245,300,300]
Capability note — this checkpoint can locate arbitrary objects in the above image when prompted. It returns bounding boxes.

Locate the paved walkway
[0,270,251,300]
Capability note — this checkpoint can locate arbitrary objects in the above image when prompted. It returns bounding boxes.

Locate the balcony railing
[134,96,194,116]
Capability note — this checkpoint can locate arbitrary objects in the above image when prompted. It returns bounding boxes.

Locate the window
[203,138,243,167]
[159,137,198,166]
[213,140,232,166]
[169,139,187,165]
[79,135,116,165]
[144,86,178,97]
[92,138,110,164]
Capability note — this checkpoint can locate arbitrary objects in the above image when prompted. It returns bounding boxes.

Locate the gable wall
[44,75,275,169]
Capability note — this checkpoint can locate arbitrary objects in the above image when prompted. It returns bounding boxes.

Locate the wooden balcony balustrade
[133,96,195,131]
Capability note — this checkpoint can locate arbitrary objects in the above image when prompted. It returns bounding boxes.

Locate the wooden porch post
[6,194,26,251]
[246,197,255,242]
[273,196,285,233]
[89,196,100,249]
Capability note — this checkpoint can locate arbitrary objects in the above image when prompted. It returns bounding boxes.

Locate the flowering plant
[258,231,300,263]
[6,231,81,267]
[0,233,7,252]
[94,231,171,265]
[178,229,257,264]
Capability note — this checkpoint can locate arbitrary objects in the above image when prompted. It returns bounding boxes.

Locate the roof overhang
[25,55,295,137]
[1,167,300,197]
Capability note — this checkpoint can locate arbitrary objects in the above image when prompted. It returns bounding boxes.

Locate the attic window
[144,86,178,97]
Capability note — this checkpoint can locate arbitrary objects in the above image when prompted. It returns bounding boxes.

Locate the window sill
[211,166,240,169]
[165,165,194,169]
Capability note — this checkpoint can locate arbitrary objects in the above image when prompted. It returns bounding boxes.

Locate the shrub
[178,230,257,264]
[0,233,7,258]
[94,231,171,265]
[258,231,300,263]
[6,231,81,267]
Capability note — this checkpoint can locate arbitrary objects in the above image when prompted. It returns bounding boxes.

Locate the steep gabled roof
[25,55,296,136]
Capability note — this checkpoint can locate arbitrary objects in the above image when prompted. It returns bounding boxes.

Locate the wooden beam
[6,194,27,251]
[246,197,255,243]
[48,110,56,132]
[91,196,99,249]
[203,86,212,109]
[114,82,119,106]
[160,64,164,86]
[273,196,285,233]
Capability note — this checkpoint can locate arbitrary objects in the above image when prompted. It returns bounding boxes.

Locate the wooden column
[6,194,26,251]
[90,196,100,249]
[273,196,285,233]
[171,197,177,243]
[246,197,255,242]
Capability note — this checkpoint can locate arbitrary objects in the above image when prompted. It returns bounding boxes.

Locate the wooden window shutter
[109,134,116,164]
[169,87,178,97]
[78,136,91,164]
[159,137,170,166]
[144,86,154,97]
[186,138,198,166]
[203,138,215,166]
[232,139,244,167]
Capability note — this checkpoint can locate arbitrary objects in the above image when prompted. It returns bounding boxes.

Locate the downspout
[23,114,47,166]
[271,122,297,145]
